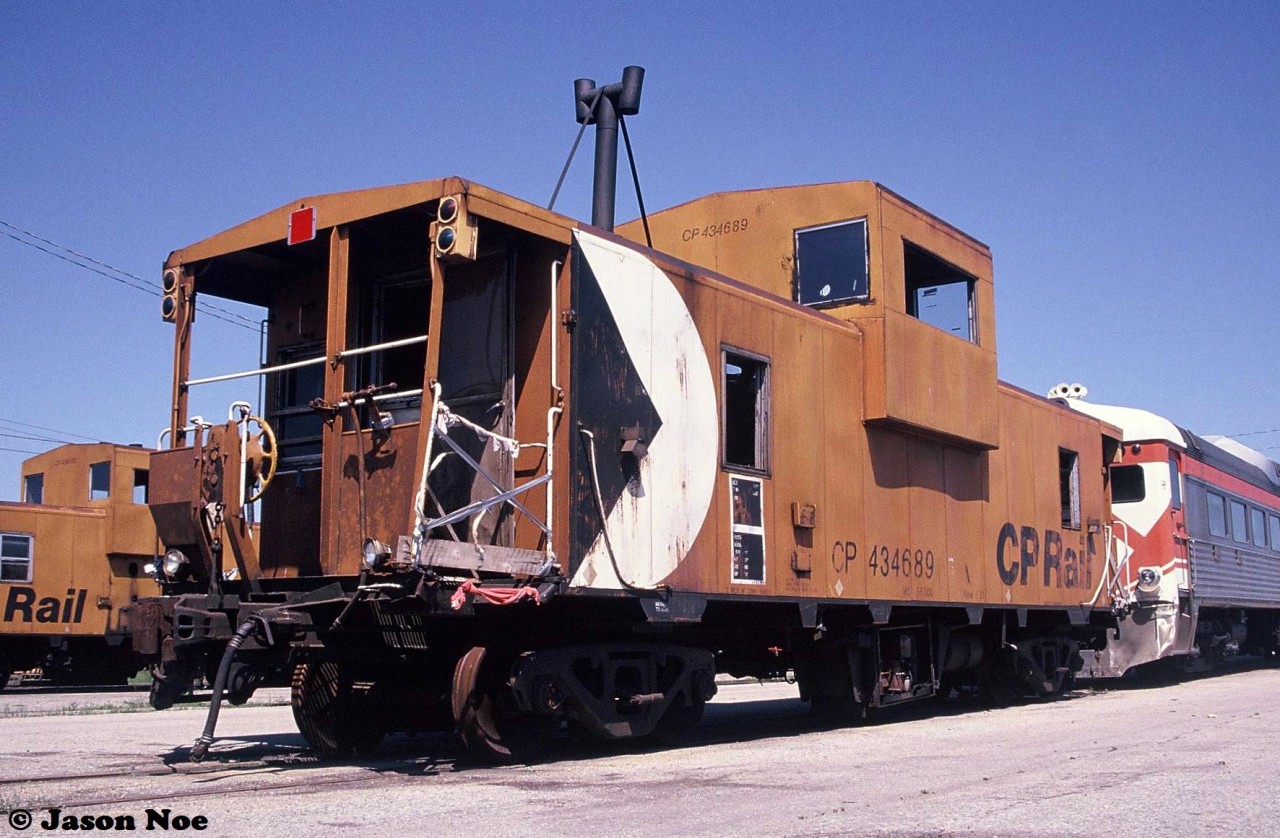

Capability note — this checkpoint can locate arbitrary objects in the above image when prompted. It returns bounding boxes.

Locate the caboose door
[429,248,516,547]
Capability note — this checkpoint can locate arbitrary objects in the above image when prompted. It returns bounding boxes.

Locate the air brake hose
[189,617,257,761]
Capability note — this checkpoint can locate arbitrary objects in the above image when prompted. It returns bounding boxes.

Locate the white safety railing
[409,383,555,569]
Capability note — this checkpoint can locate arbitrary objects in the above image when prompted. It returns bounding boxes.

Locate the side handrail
[183,334,427,388]
[156,415,208,450]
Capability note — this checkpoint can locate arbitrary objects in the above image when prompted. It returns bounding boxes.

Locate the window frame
[1207,492,1228,538]
[1168,457,1182,511]
[1250,507,1268,548]
[23,473,43,505]
[720,346,772,476]
[1059,448,1081,530]
[0,532,33,583]
[270,341,326,472]
[1229,499,1249,544]
[903,240,978,344]
[1110,464,1146,504]
[89,461,111,501]
[132,469,149,505]
[793,218,870,309]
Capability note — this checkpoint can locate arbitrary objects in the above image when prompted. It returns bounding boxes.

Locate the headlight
[1136,566,1160,595]
[162,548,190,580]
[362,538,390,570]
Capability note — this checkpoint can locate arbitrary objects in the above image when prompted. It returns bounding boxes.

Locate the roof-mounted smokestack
[574,66,645,231]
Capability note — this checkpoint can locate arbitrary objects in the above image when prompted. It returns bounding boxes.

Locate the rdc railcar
[131,71,1130,761]
[1057,392,1280,677]
[0,443,157,686]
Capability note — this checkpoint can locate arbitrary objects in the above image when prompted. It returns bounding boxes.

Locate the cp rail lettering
[831,541,937,579]
[996,523,1094,589]
[3,587,88,624]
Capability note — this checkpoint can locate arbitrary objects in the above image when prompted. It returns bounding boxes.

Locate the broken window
[723,349,770,473]
[1,532,32,582]
[23,473,42,504]
[794,219,868,307]
[1059,449,1080,529]
[904,241,976,342]
[89,461,111,501]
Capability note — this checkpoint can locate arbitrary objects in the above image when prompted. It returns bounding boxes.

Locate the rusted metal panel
[145,176,1117,621]
[319,225,350,577]
[618,181,999,450]
[411,539,547,577]
[330,423,421,576]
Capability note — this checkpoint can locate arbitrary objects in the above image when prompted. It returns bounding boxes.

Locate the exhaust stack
[574,66,644,231]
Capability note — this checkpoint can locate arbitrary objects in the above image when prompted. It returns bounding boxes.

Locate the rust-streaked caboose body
[0,443,157,685]
[136,176,1121,758]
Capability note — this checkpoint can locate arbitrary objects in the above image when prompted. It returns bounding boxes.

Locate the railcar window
[1169,457,1182,510]
[0,532,33,583]
[23,473,42,504]
[1059,449,1081,529]
[350,274,429,421]
[722,349,770,473]
[132,470,149,505]
[1207,492,1228,538]
[904,241,977,343]
[1270,515,1280,553]
[1110,464,1145,503]
[271,342,325,471]
[794,219,868,307]
[1251,507,1268,548]
[1230,500,1248,544]
[89,461,110,501]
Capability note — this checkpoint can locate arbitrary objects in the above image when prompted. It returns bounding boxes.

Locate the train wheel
[451,646,555,764]
[291,661,384,758]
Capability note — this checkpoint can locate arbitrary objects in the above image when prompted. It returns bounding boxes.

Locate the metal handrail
[183,334,427,388]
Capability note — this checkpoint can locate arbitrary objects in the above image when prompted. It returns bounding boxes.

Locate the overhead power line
[1225,427,1280,439]
[0,431,68,445]
[0,220,261,332]
[0,416,99,443]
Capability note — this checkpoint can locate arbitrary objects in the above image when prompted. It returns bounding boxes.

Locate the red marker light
[288,206,316,245]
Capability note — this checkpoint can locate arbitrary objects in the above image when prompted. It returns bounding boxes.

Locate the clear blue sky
[3,2,1278,500]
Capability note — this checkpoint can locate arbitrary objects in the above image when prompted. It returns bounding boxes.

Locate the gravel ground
[2,666,1277,837]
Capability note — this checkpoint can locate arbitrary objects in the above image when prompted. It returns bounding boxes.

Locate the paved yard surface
[2,666,1276,837]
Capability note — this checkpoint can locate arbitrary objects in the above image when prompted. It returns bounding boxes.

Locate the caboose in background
[132,167,1125,760]
[0,443,156,686]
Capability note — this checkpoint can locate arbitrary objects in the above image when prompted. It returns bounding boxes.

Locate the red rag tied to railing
[450,578,543,610]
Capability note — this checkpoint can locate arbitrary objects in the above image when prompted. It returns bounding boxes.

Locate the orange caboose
[134,173,1122,760]
[0,443,158,686]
